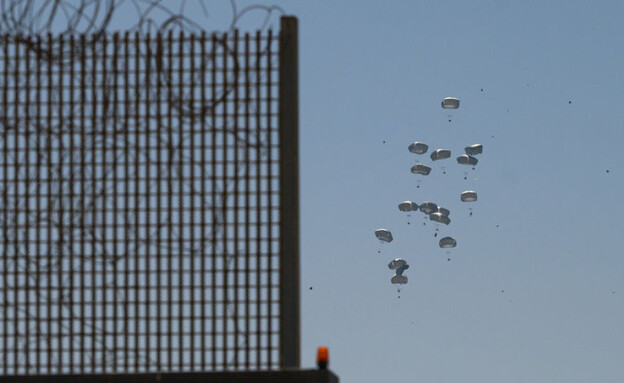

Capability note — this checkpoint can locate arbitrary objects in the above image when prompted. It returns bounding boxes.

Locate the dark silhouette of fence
[0,16,299,376]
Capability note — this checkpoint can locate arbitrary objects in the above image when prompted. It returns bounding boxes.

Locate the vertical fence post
[279,16,300,369]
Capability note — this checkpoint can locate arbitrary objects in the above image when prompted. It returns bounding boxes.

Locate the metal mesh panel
[0,30,281,375]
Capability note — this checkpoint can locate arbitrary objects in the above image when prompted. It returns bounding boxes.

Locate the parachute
[411,163,432,175]
[441,97,460,109]
[460,191,477,202]
[429,212,451,225]
[457,154,478,166]
[419,201,438,215]
[388,258,408,270]
[442,97,460,122]
[439,236,457,248]
[465,144,483,156]
[369,96,490,292]
[389,258,409,285]
[375,229,393,243]
[398,201,418,224]
[398,201,418,212]
[430,149,451,161]
[408,142,429,155]
[440,236,457,261]
[391,274,408,284]
[436,206,450,217]
[461,191,478,217]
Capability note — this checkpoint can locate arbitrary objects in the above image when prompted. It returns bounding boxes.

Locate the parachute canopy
[389,258,409,284]
[441,97,460,109]
[465,144,483,156]
[439,236,457,249]
[375,229,393,243]
[419,201,438,215]
[388,258,408,270]
[460,191,478,202]
[408,142,429,155]
[430,149,451,161]
[391,274,408,284]
[457,154,478,166]
[429,212,451,225]
[437,206,450,217]
[411,163,432,175]
[398,201,418,212]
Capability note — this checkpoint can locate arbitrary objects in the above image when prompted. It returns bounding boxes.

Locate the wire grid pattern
[0,31,281,375]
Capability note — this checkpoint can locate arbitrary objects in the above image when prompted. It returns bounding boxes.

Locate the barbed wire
[0,0,285,36]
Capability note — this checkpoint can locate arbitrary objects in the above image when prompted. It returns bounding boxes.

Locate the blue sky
[113,1,624,381]
[296,2,624,382]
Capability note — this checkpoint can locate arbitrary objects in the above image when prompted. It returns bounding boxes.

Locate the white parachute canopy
[441,97,460,109]
[465,144,483,156]
[419,201,438,215]
[457,154,478,166]
[460,191,478,202]
[429,212,451,225]
[398,201,418,212]
[439,236,457,248]
[375,229,393,243]
[411,163,432,175]
[408,142,429,155]
[430,149,451,161]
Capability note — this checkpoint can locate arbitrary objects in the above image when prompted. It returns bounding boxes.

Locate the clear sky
[115,1,624,382]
